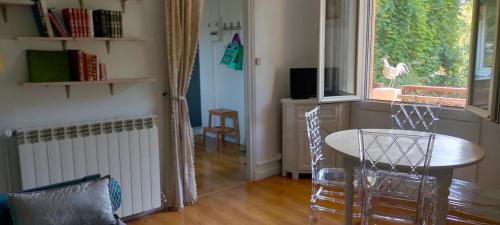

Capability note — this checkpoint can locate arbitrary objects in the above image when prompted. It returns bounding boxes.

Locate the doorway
[187,0,248,196]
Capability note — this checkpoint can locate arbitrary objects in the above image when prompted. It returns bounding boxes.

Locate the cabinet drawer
[296,104,338,119]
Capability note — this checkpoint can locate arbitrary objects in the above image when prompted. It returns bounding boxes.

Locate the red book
[84,10,89,37]
[76,9,82,37]
[48,12,65,37]
[81,51,88,81]
[99,62,104,81]
[91,54,97,81]
[86,53,92,81]
[62,9,75,37]
[71,9,79,37]
[81,9,87,37]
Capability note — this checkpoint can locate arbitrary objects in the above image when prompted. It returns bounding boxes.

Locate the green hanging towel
[220,33,244,71]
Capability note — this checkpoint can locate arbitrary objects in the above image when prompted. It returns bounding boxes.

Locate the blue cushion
[109,178,122,212]
[0,194,10,225]
[8,177,115,225]
[1,174,122,224]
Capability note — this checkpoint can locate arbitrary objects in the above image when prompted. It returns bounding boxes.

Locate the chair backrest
[357,129,435,223]
[391,102,441,133]
[305,106,323,182]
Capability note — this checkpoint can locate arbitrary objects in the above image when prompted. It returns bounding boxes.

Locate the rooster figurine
[382,56,410,88]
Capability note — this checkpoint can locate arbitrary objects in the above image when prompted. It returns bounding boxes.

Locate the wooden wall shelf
[21,77,156,98]
[15,37,147,54]
[0,0,139,22]
[0,0,34,22]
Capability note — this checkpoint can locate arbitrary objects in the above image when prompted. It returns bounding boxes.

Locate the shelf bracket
[1,5,7,23]
[105,40,111,54]
[79,0,84,8]
[109,83,114,95]
[121,0,127,14]
[65,85,71,98]
[61,40,67,51]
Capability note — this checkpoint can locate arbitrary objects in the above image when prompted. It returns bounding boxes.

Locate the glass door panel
[467,0,500,121]
[318,0,360,102]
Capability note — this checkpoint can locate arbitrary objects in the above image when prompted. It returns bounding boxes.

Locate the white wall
[350,101,500,189]
[252,0,320,179]
[199,0,246,144]
[0,0,167,193]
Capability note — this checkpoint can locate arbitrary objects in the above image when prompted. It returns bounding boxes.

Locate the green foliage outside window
[374,0,472,88]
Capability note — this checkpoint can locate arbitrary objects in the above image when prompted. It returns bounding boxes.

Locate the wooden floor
[127,136,498,225]
[194,135,247,196]
[127,176,342,225]
[128,174,500,225]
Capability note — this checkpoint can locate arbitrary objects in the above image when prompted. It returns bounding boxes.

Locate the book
[99,10,108,37]
[91,54,97,81]
[106,10,112,38]
[48,12,65,37]
[118,11,123,38]
[38,0,54,37]
[111,11,116,38]
[48,8,69,37]
[76,9,83,37]
[81,51,87,81]
[27,50,71,82]
[98,61,103,80]
[78,50,84,81]
[99,62,107,80]
[62,9,76,37]
[86,53,92,81]
[82,9,88,37]
[67,50,81,81]
[31,4,47,37]
[93,10,101,37]
[88,9,94,37]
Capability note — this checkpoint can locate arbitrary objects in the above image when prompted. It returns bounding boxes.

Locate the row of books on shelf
[68,50,108,81]
[27,50,108,83]
[32,1,123,38]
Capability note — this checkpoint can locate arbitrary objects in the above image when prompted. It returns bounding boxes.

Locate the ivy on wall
[373,0,472,88]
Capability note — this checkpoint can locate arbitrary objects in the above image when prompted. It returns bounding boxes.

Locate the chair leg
[216,133,222,151]
[308,207,320,224]
[203,130,207,146]
[220,115,226,147]
[233,112,240,145]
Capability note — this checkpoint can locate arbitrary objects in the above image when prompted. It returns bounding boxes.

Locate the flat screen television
[290,68,317,99]
[290,68,339,99]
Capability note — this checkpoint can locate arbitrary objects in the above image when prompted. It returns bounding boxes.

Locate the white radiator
[15,116,162,218]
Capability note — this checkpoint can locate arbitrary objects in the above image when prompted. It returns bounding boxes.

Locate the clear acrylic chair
[357,129,437,225]
[305,106,349,220]
[391,102,441,133]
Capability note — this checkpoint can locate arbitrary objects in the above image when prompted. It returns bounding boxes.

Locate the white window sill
[354,100,481,123]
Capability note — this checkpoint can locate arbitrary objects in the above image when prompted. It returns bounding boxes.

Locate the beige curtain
[164,0,203,210]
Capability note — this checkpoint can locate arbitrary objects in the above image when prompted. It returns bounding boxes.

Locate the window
[317,0,367,102]
[318,0,500,122]
[367,0,473,108]
[467,0,500,122]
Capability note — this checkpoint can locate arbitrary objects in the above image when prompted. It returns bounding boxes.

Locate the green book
[27,50,71,82]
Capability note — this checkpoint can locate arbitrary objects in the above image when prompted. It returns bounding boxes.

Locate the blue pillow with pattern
[109,178,121,212]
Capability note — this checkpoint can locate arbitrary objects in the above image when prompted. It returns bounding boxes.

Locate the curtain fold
[164,0,203,210]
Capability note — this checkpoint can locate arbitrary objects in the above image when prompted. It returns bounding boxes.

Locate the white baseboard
[253,159,281,180]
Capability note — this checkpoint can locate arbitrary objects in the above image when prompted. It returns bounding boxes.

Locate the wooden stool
[203,109,240,149]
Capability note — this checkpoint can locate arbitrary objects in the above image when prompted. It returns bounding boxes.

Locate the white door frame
[243,0,256,181]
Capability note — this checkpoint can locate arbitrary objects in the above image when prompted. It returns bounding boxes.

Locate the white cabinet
[281,98,350,179]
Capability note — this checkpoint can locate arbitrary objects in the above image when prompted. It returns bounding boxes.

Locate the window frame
[317,0,372,103]
[466,0,500,122]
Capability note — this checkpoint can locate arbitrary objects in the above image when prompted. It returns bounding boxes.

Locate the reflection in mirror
[323,0,358,97]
